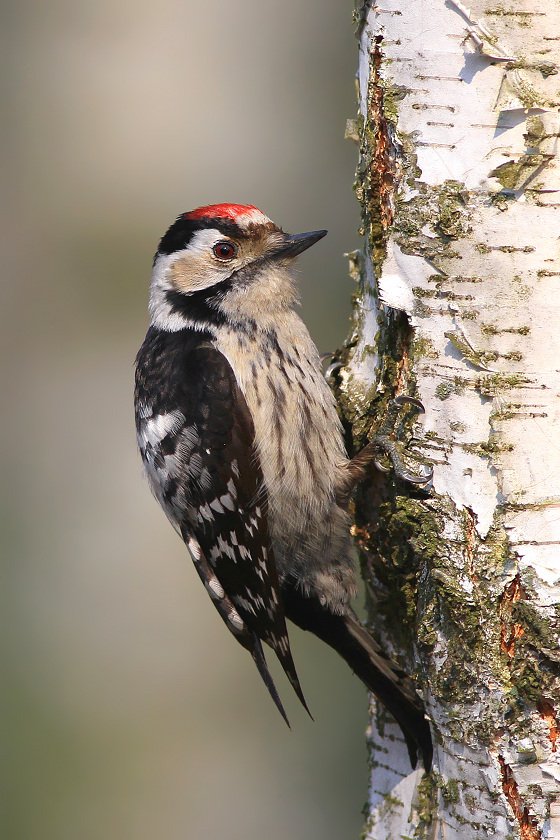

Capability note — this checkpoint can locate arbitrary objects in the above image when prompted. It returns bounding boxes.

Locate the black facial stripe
[165,288,228,328]
[165,258,262,333]
[165,288,258,336]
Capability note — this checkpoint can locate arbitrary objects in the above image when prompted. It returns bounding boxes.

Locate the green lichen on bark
[413,772,438,837]
[356,495,441,658]
[490,155,553,192]
[392,180,472,263]
[507,595,560,707]
[353,485,535,754]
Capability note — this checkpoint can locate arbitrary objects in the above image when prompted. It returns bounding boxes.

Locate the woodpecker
[134,203,432,768]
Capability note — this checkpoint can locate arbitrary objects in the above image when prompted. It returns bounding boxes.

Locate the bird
[134,203,432,769]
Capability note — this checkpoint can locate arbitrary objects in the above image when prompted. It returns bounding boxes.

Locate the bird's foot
[371,396,433,486]
[342,396,432,496]
[370,433,433,485]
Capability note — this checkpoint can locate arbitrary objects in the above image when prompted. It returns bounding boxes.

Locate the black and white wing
[135,328,308,722]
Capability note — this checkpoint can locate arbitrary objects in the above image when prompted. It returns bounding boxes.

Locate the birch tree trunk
[338,2,560,836]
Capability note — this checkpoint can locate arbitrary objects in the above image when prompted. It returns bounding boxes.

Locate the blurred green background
[3,2,368,838]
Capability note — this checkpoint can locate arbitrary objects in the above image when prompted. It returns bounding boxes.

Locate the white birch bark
[340,2,560,837]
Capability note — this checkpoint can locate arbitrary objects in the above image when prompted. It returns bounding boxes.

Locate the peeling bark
[339,1,560,837]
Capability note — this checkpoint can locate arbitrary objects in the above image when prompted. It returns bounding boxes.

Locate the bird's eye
[212,240,238,261]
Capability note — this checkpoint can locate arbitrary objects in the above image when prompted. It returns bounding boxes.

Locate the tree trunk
[338,1,560,836]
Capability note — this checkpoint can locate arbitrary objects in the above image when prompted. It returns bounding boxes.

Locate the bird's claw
[393,394,425,415]
[320,352,343,380]
[372,435,433,485]
[325,361,343,379]
[371,394,432,486]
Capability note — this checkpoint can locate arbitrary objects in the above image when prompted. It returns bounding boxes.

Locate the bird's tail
[182,526,310,725]
[270,635,313,720]
[250,634,291,726]
[251,630,313,724]
[282,582,432,770]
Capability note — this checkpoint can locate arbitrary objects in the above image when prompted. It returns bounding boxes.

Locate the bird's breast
[214,317,348,528]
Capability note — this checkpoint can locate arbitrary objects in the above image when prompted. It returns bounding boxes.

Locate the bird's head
[148,203,327,332]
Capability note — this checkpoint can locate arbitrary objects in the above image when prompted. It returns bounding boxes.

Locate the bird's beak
[270,229,328,260]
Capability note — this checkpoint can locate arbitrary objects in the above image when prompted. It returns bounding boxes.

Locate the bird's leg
[337,396,433,506]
